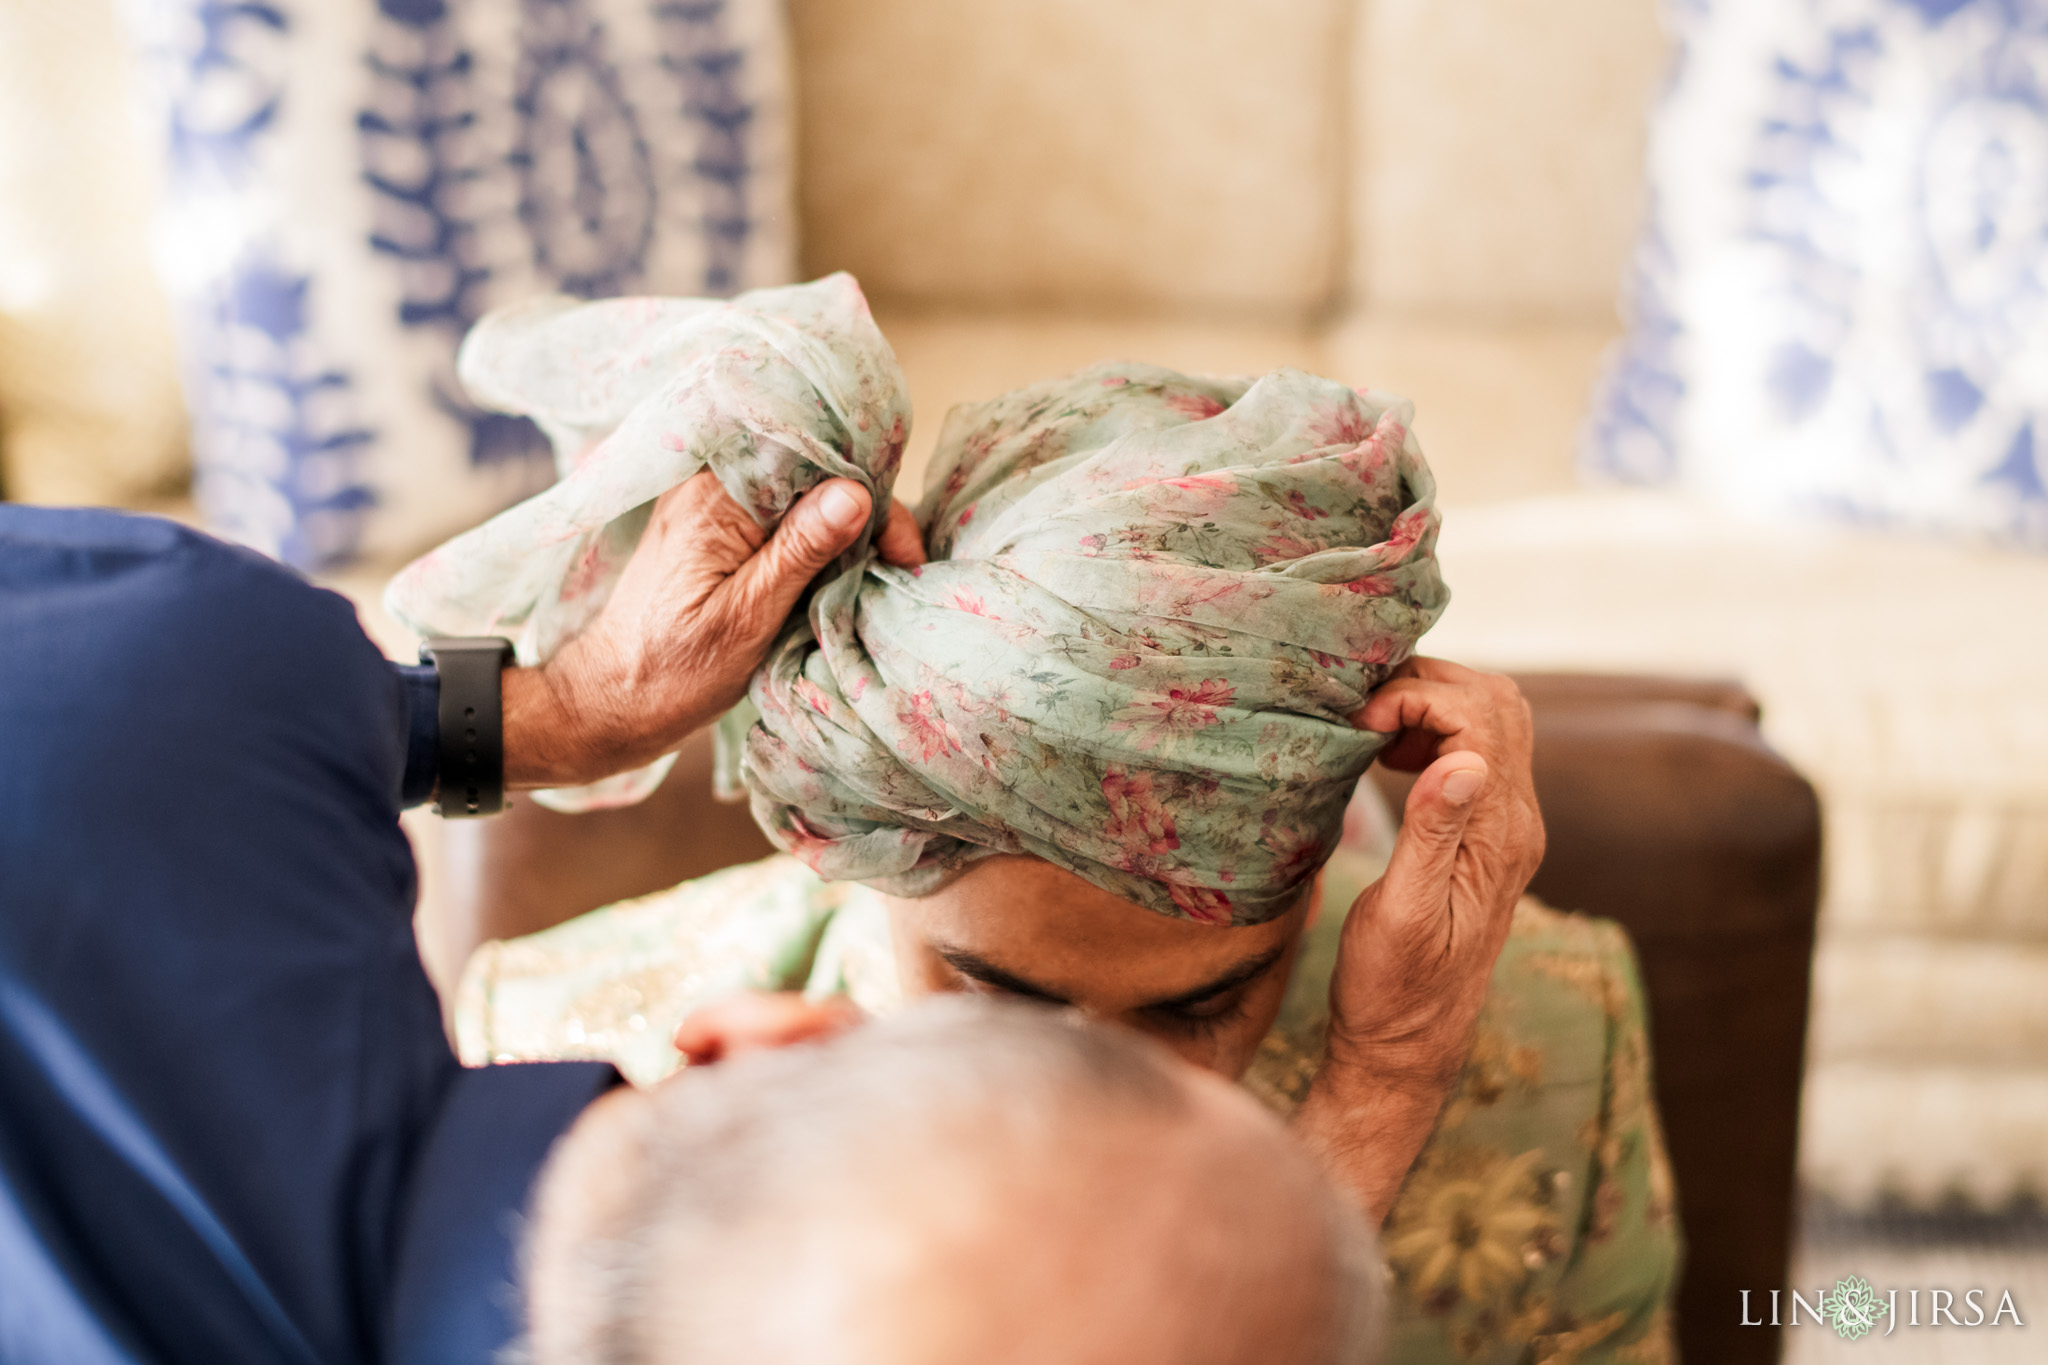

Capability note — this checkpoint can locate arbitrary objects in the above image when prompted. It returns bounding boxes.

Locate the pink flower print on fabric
[1284,489,1330,521]
[1136,472,1238,519]
[406,320,1448,924]
[793,677,836,717]
[1374,505,1432,567]
[1109,679,1236,753]
[1253,532,1327,565]
[1102,765,1182,861]
[1167,882,1236,926]
[1167,391,1227,420]
[1330,574,1400,597]
[779,812,841,875]
[385,273,910,813]
[1259,810,1327,884]
[1306,400,1375,448]
[896,690,965,763]
[1337,412,1409,486]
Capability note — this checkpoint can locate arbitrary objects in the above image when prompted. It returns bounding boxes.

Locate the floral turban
[389,274,1448,926]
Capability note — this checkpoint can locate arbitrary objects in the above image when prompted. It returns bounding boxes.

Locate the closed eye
[1141,990,1251,1037]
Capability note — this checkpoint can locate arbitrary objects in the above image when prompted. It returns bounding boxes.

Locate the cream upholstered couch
[8,0,2045,1208]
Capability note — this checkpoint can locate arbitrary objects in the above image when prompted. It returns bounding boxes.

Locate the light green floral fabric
[386,273,913,811]
[745,356,1447,925]
[389,274,1448,920]
[457,851,1681,1364]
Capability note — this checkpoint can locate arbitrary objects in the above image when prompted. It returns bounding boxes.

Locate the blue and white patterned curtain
[125,0,794,569]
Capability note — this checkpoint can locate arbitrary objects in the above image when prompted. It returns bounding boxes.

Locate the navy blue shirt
[0,507,617,1365]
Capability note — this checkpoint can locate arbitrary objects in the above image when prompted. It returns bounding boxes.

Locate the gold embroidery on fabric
[1241,1030,1321,1116]
[1384,1146,1560,1316]
[1613,1307,1678,1364]
[1529,1309,1627,1362]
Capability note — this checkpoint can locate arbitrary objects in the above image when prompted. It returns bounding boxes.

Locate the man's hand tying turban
[387,274,918,807]
[1293,657,1546,1223]
[498,472,926,790]
[391,274,1450,924]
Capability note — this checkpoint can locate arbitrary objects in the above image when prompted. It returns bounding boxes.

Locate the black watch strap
[419,637,515,817]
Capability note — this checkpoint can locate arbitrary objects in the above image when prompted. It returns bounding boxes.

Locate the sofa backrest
[790,0,1669,324]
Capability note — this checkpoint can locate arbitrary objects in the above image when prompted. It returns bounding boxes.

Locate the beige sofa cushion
[1802,1065,2048,1209]
[1425,491,2048,932]
[791,0,1347,316]
[1425,489,2048,1203]
[876,306,1602,507]
[1352,0,1667,320]
[1812,939,2048,1071]
[0,0,186,505]
[1322,315,1615,503]
[875,308,1322,494]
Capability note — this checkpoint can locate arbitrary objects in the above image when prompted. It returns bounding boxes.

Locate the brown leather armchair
[437,672,1822,1365]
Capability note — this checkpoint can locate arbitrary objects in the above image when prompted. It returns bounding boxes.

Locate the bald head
[525,998,1381,1365]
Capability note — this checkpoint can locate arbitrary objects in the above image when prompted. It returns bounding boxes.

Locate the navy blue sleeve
[391,663,440,809]
[0,508,615,1365]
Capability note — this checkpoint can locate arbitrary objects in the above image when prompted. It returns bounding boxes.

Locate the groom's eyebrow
[1139,946,1287,1012]
[935,947,1072,1004]
[933,943,1286,1011]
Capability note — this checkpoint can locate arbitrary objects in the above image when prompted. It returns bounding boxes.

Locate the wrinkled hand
[1329,657,1544,1082]
[1292,657,1544,1220]
[502,471,925,789]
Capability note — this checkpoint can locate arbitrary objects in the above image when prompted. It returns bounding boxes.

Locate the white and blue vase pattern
[1589,0,2048,550]
[127,0,794,569]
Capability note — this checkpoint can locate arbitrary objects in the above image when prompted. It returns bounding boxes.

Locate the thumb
[673,991,864,1066]
[1379,753,1488,912]
[727,478,872,623]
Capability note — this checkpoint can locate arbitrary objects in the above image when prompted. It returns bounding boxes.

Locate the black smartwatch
[419,637,515,817]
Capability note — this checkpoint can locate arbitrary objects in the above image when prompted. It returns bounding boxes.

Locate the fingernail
[1443,768,1485,806]
[818,483,866,531]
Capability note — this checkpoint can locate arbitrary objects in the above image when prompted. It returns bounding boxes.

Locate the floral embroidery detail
[1385,1147,1558,1310]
